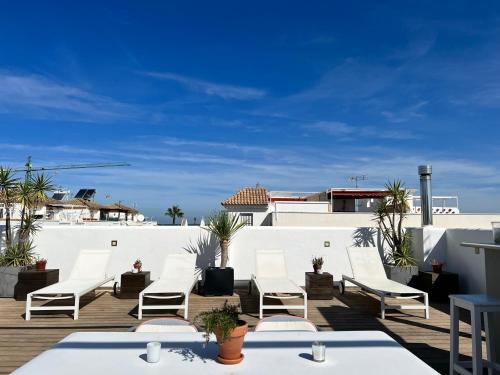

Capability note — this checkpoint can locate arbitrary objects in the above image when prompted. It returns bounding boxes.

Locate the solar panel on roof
[51,192,66,200]
[74,189,96,200]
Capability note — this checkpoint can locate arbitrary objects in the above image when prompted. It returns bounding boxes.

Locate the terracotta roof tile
[222,187,269,206]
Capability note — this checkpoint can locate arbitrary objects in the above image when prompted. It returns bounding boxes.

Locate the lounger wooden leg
[138,294,143,320]
[74,295,80,320]
[304,292,308,319]
[25,293,32,321]
[380,294,386,320]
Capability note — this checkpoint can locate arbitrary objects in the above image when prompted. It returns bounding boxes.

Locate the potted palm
[0,241,37,297]
[0,167,53,297]
[196,302,248,365]
[374,180,418,286]
[204,210,246,296]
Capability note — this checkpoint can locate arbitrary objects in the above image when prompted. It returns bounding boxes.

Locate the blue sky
[1,1,500,221]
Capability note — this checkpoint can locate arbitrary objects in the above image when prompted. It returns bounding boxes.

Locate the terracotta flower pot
[432,264,443,273]
[313,266,322,274]
[35,261,46,271]
[215,320,248,365]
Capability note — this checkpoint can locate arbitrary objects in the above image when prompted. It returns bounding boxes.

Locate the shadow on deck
[0,287,483,374]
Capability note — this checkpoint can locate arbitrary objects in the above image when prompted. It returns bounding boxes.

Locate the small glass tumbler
[147,341,161,363]
[312,341,326,362]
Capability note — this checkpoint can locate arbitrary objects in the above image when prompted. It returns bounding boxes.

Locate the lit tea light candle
[312,341,326,362]
[147,341,161,363]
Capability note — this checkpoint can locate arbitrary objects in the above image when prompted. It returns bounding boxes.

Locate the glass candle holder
[312,341,326,362]
[147,341,161,363]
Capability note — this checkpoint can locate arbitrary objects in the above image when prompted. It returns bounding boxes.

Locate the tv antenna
[349,175,368,188]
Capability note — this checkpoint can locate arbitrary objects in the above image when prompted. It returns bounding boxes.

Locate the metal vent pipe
[418,165,433,226]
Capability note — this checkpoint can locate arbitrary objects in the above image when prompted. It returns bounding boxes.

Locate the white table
[13,331,438,374]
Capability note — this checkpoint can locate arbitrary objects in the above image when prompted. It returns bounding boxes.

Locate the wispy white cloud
[161,137,272,154]
[143,71,266,100]
[306,121,418,140]
[0,71,141,122]
[381,101,428,123]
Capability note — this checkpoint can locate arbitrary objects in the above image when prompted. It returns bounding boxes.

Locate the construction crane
[12,156,131,181]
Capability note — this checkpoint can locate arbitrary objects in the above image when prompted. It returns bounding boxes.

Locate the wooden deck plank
[0,287,485,374]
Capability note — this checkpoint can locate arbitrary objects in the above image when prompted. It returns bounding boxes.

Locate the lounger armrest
[251,275,264,294]
[186,276,198,294]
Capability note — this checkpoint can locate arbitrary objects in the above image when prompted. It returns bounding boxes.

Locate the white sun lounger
[340,247,429,319]
[138,253,197,320]
[252,250,307,319]
[25,249,114,320]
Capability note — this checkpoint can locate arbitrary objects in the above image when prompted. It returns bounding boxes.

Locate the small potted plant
[35,258,47,271]
[133,259,142,273]
[196,302,248,365]
[431,259,444,273]
[312,256,324,274]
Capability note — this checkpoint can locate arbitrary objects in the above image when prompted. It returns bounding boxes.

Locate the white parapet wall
[26,223,496,293]
[272,212,500,229]
[32,224,385,285]
[445,228,490,294]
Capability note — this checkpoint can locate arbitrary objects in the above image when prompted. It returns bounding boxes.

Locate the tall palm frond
[0,167,18,247]
[30,173,53,207]
[206,210,247,268]
[373,179,415,266]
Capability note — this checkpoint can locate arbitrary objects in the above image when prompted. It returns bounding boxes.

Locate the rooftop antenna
[349,175,368,188]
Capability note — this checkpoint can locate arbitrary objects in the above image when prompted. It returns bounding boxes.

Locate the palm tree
[206,210,247,268]
[30,173,53,214]
[165,205,184,225]
[0,167,18,247]
[373,180,415,266]
[16,180,33,237]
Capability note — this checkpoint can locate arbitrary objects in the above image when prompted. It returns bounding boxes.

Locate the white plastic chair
[134,317,198,333]
[254,314,318,332]
[252,250,307,319]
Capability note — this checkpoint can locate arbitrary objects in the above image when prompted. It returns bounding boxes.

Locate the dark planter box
[203,267,234,296]
[384,264,419,287]
[0,266,27,297]
[14,269,59,300]
[305,272,334,300]
[119,271,151,299]
[418,271,459,301]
